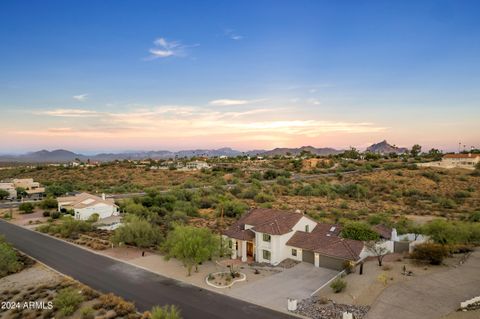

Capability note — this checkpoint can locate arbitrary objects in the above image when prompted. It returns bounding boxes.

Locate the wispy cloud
[146,37,196,60]
[23,105,386,143]
[37,108,100,117]
[209,99,250,106]
[224,29,243,41]
[73,94,88,101]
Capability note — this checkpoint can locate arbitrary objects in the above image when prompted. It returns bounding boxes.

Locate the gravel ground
[293,297,370,319]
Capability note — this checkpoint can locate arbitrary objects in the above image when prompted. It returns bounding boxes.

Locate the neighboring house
[0,183,17,199]
[223,209,365,270]
[185,160,210,170]
[57,192,119,220]
[418,153,480,170]
[12,178,45,199]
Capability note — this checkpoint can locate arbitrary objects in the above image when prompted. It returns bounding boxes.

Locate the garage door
[302,250,315,264]
[317,255,345,270]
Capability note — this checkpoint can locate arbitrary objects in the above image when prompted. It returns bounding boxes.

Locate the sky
[1,0,479,154]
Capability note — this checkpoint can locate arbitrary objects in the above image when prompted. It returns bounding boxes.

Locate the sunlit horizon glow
[1,1,479,153]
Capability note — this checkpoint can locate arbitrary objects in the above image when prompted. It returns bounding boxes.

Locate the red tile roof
[373,224,392,239]
[287,224,364,261]
[223,208,304,238]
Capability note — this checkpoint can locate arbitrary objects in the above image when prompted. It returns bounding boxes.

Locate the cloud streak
[146,37,196,60]
[22,105,386,144]
[73,94,88,101]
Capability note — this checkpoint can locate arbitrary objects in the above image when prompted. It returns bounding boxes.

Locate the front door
[246,242,254,257]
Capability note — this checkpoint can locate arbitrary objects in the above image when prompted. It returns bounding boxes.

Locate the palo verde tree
[365,241,389,266]
[162,225,226,276]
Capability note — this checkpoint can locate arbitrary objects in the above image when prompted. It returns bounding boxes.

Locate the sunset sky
[1,0,479,154]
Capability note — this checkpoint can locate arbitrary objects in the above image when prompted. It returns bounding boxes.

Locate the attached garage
[317,255,346,271]
[302,250,315,264]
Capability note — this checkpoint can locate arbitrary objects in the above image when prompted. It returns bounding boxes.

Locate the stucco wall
[75,203,117,220]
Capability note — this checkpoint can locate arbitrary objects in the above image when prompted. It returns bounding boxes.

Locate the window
[263,233,271,242]
[228,240,233,249]
[305,225,309,233]
[291,249,297,256]
[263,250,271,260]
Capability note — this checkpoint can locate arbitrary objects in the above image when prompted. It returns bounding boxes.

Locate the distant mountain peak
[366,140,408,154]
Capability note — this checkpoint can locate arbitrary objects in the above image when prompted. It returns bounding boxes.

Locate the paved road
[0,220,294,319]
[367,251,480,319]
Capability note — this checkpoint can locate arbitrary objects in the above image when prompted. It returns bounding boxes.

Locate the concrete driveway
[367,251,480,319]
[229,262,338,311]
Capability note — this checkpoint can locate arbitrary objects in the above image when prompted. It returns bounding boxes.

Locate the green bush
[330,278,347,293]
[54,287,85,316]
[150,305,182,319]
[19,202,35,214]
[410,243,448,265]
[340,222,379,241]
[0,236,21,277]
[112,215,163,248]
[80,306,95,319]
[40,197,58,209]
[37,218,93,238]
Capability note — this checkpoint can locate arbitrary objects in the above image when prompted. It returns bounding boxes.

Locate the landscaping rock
[293,297,370,319]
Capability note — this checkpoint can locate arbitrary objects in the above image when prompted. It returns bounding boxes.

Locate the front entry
[247,242,254,257]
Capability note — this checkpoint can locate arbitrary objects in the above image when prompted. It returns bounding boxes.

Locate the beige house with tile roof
[57,192,119,220]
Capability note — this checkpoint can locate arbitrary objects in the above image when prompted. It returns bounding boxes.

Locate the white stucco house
[223,209,366,270]
[57,192,119,220]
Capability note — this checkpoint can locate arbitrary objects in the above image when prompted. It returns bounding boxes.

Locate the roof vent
[329,226,336,232]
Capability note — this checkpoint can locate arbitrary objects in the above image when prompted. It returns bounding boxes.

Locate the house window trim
[262,249,271,261]
[262,233,271,242]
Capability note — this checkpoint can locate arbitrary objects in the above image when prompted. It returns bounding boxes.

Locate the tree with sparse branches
[366,241,389,267]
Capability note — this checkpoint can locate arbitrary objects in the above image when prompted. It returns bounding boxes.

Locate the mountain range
[0,141,405,163]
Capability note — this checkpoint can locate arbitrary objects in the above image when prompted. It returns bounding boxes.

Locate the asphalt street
[0,220,294,319]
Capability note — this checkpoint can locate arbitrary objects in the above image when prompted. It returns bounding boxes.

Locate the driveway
[367,251,480,319]
[229,262,338,310]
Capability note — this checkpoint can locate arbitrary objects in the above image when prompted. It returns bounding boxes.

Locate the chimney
[102,193,106,200]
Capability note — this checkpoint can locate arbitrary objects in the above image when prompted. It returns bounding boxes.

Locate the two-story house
[223,208,365,270]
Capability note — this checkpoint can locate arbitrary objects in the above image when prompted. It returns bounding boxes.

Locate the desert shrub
[149,305,182,319]
[330,278,347,293]
[51,211,61,219]
[422,171,440,182]
[423,220,480,245]
[43,211,51,217]
[216,200,248,218]
[254,192,275,203]
[87,213,99,223]
[340,222,379,241]
[469,211,480,222]
[40,197,58,210]
[0,236,21,277]
[410,243,448,265]
[80,307,94,319]
[19,202,35,214]
[111,215,163,248]
[115,300,136,315]
[99,293,119,309]
[54,287,84,316]
[438,198,456,209]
